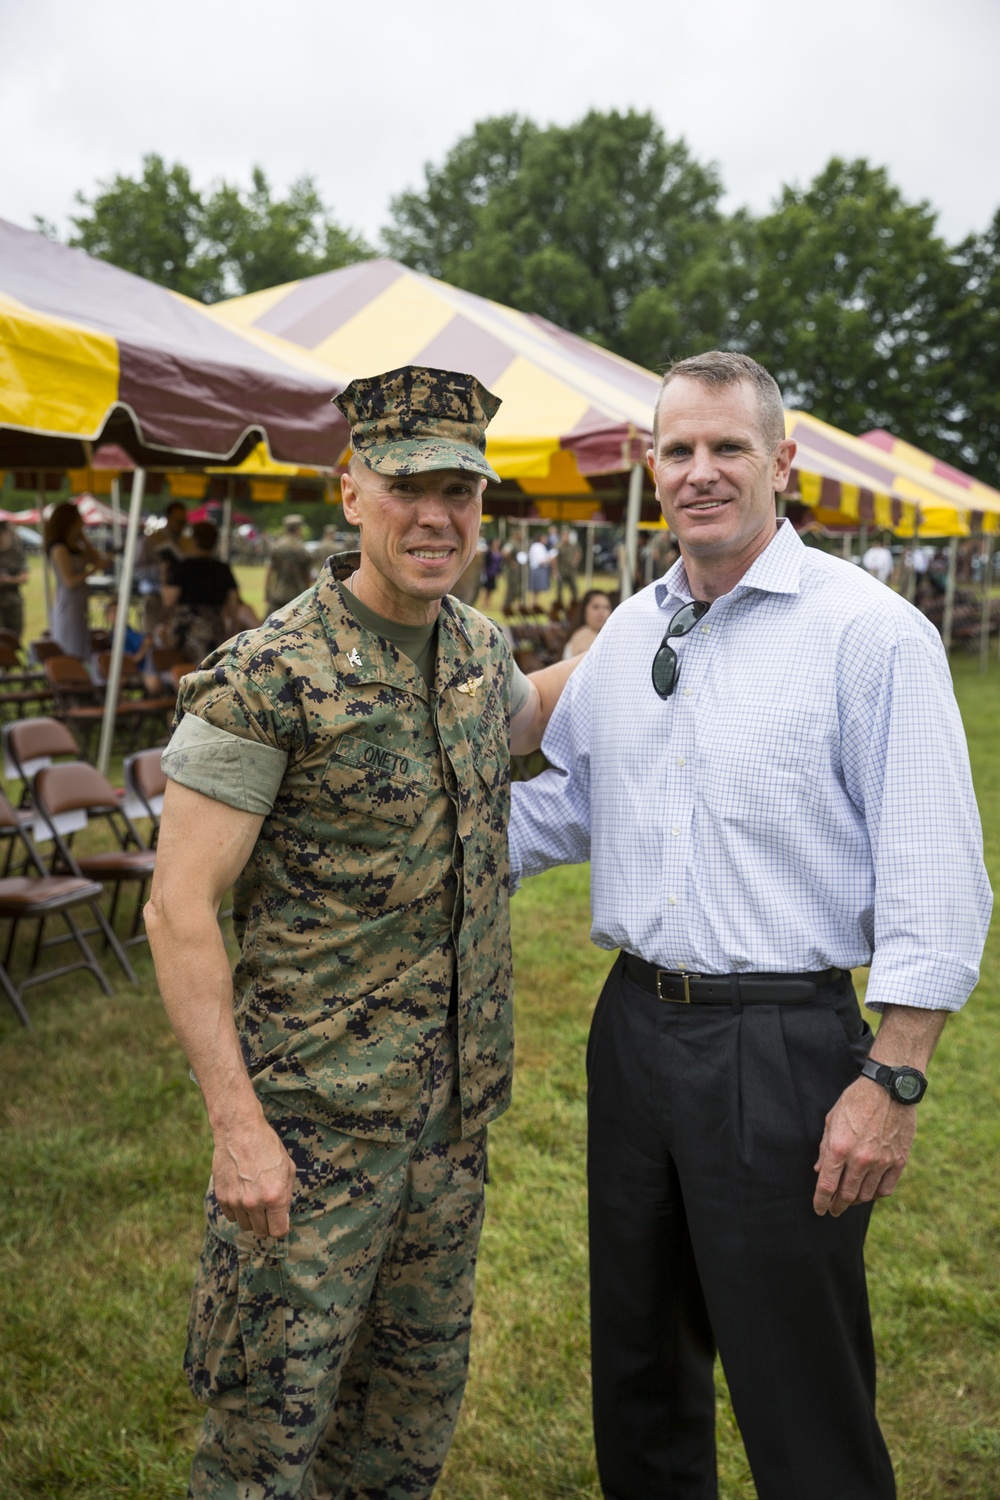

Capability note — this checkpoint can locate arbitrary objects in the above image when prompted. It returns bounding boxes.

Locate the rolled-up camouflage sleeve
[162,661,296,815]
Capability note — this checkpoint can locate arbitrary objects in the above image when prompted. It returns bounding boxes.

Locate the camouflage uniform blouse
[163,561,513,1143]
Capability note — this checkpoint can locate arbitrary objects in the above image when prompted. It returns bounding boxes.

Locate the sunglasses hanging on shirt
[651,600,710,699]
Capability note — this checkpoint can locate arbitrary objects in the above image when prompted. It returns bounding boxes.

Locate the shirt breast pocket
[290,743,429,915]
[699,696,832,833]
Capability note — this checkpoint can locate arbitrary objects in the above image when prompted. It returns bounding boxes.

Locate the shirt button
[683,688,693,697]
[671,827,680,837]
[668,895,677,905]
[701,624,711,634]
[677,756,686,767]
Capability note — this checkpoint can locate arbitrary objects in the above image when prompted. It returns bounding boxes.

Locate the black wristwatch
[859,1057,928,1105]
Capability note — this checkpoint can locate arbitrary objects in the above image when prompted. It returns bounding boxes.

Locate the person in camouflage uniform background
[265,514,314,613]
[147,365,577,1500]
[0,520,29,639]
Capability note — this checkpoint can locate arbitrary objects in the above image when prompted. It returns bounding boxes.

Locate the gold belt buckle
[656,969,701,1003]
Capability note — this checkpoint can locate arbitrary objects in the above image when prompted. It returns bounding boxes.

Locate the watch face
[894,1071,923,1102]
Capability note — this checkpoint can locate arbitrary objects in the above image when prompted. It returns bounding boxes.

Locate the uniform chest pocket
[286,740,431,913]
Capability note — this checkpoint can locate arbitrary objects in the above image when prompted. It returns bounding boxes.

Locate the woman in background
[563,589,613,659]
[44,502,108,658]
[161,520,239,666]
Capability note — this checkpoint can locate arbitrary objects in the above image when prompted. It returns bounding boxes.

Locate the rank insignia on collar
[347,648,363,669]
[456,671,484,697]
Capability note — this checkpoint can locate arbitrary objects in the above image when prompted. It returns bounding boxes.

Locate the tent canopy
[0,218,349,471]
[785,410,1000,536]
[861,429,1000,522]
[213,258,660,484]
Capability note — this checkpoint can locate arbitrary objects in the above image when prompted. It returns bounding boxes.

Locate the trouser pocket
[184,1223,289,1423]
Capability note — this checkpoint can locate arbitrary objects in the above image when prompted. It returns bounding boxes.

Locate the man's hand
[813,1002,948,1217]
[813,1076,917,1216]
[212,1113,297,1238]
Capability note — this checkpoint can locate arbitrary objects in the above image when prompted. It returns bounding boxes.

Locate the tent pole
[906,510,922,602]
[857,524,868,566]
[111,477,123,551]
[979,533,994,673]
[38,488,52,627]
[941,536,959,655]
[97,468,146,778]
[841,534,851,560]
[585,524,595,587]
[620,462,644,601]
[220,477,233,563]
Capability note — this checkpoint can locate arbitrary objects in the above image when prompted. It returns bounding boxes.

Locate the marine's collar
[654,517,805,610]
[313,554,480,696]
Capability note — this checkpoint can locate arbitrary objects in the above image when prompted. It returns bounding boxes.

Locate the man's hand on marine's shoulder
[812,1002,948,1217]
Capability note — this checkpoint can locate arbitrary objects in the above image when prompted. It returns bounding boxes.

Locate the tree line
[39,110,1000,482]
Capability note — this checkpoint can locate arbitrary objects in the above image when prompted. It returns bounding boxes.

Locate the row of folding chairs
[0,725,168,1027]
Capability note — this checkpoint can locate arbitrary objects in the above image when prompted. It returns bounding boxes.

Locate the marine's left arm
[813,626,991,1217]
[509,656,581,755]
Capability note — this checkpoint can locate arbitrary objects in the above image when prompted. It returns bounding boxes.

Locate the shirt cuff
[162,713,288,815]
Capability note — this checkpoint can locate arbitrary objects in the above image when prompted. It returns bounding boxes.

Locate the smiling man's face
[647,377,794,589]
[340,463,484,625]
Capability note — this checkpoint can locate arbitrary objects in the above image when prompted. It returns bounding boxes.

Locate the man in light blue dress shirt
[509,352,991,1500]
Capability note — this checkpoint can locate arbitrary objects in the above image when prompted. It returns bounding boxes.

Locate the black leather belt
[623,953,845,1005]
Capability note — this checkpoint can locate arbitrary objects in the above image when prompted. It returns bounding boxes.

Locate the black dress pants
[587,955,897,1500]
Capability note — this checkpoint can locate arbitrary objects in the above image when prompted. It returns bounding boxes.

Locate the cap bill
[361,437,500,485]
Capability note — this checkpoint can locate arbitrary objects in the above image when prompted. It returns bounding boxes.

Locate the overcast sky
[2,0,998,252]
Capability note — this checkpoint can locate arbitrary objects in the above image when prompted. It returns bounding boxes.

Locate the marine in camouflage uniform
[150,367,523,1500]
[0,523,28,640]
[265,516,314,613]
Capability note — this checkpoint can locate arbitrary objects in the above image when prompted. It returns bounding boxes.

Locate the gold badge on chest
[456,670,484,698]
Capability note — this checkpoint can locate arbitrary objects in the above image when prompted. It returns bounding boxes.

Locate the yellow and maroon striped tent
[785,410,1000,536]
[0,217,349,471]
[213,258,659,516]
[860,429,1000,530]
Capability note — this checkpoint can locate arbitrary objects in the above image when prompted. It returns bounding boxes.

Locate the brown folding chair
[32,763,157,982]
[123,748,167,846]
[0,787,113,1027]
[43,654,145,756]
[31,637,76,664]
[95,652,176,718]
[4,717,85,803]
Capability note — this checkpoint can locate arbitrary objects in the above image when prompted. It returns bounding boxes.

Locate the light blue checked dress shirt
[509,521,991,1012]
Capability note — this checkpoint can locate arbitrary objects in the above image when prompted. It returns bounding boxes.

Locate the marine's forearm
[145,893,261,1132]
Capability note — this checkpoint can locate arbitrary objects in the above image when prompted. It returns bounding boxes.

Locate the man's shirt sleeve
[162,661,293,815]
[509,662,531,721]
[508,644,594,890]
[840,623,992,1012]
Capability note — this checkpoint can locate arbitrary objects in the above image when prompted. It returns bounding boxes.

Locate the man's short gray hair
[652,351,786,452]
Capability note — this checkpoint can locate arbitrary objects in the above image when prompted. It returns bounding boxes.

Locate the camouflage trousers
[185,1022,486,1500]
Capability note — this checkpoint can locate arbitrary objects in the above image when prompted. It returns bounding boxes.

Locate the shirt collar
[654,518,805,610]
[313,555,479,698]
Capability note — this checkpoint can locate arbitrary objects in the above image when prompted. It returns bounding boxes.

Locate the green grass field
[0,561,997,1497]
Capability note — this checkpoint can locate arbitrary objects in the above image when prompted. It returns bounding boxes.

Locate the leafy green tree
[67,154,219,300]
[943,211,1000,483]
[64,154,371,301]
[201,167,371,296]
[385,110,736,365]
[736,158,955,443]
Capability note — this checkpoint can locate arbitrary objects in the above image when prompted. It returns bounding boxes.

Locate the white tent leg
[941,536,959,654]
[585,525,595,587]
[38,489,52,627]
[97,468,146,777]
[620,462,644,601]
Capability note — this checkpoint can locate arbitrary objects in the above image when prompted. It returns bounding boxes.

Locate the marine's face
[341,464,484,623]
[647,378,793,573]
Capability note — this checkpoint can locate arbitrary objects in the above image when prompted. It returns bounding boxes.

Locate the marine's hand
[812,1076,917,1217]
[211,1116,297,1238]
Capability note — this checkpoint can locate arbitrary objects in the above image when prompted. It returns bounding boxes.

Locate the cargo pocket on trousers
[184,1225,289,1423]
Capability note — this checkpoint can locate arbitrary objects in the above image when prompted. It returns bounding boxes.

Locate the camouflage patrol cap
[334,365,502,484]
